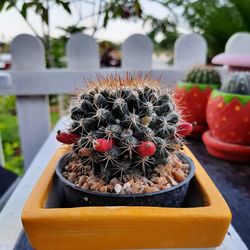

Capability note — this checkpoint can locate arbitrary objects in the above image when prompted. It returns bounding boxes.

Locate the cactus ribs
[57,74,192,194]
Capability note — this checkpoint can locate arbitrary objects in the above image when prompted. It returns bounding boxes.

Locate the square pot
[22,145,231,250]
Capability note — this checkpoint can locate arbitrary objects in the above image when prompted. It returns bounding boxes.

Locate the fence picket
[225,32,250,54]
[174,33,207,70]
[66,33,99,70]
[11,34,50,168]
[122,34,153,70]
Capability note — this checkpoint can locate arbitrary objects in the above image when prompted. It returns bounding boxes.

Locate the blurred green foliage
[1,0,250,62]
[161,0,250,60]
[0,96,61,175]
[0,109,23,175]
[51,111,60,126]
[0,96,16,114]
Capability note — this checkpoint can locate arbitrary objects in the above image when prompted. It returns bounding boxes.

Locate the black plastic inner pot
[55,152,195,207]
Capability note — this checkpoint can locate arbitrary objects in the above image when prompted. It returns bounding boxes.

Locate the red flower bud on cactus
[137,141,156,156]
[56,130,80,144]
[93,139,113,152]
[177,122,193,137]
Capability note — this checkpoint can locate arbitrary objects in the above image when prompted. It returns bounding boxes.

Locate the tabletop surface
[0,117,249,250]
[187,139,250,248]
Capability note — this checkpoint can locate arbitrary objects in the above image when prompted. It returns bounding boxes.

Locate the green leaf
[103,12,109,28]
[21,3,27,18]
[42,7,48,24]
[6,2,15,11]
[0,0,7,12]
[61,2,71,14]
[134,1,142,17]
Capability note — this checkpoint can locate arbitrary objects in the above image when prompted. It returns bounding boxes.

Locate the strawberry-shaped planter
[203,72,250,162]
[175,67,221,138]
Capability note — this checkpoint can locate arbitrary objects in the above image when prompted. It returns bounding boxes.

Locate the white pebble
[114,183,122,194]
[123,182,131,189]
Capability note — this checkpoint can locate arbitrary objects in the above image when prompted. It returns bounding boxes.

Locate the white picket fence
[0,31,249,169]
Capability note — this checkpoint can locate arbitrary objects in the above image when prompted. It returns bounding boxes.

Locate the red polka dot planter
[203,89,250,162]
[206,90,250,144]
[174,82,219,138]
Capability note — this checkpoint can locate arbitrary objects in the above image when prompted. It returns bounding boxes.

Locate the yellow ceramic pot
[22,145,231,250]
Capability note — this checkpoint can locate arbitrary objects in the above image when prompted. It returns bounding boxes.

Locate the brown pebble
[107,185,114,192]
[165,175,178,186]
[86,176,96,185]
[123,182,131,189]
[90,182,102,191]
[164,165,173,175]
[131,183,141,194]
[143,186,160,193]
[152,176,167,185]
[148,180,154,186]
[155,184,165,190]
[79,175,88,185]
[68,172,77,181]
[128,179,134,185]
[99,186,108,193]
[110,178,118,186]
[172,169,185,182]
[82,182,90,189]
[62,172,69,178]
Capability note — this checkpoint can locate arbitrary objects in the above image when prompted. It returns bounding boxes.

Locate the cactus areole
[203,72,250,162]
[174,66,221,138]
[55,74,195,206]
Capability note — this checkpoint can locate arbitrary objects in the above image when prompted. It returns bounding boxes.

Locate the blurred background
[1,0,250,175]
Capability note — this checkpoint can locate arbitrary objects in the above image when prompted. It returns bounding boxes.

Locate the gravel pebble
[114,183,122,194]
[63,154,190,194]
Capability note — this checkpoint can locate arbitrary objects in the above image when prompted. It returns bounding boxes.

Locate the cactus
[185,66,221,85]
[59,75,184,181]
[221,72,250,95]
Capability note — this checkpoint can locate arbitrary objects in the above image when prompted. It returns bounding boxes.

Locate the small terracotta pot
[174,82,219,138]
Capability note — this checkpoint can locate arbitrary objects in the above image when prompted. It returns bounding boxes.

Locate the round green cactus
[64,75,183,180]
[185,66,221,85]
[221,72,250,95]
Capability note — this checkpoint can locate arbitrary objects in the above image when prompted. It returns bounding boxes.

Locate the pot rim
[178,82,220,89]
[55,152,196,198]
[212,89,250,99]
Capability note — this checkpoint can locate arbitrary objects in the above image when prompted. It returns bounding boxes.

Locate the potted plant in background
[174,66,221,138]
[203,72,250,162]
[22,75,231,250]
